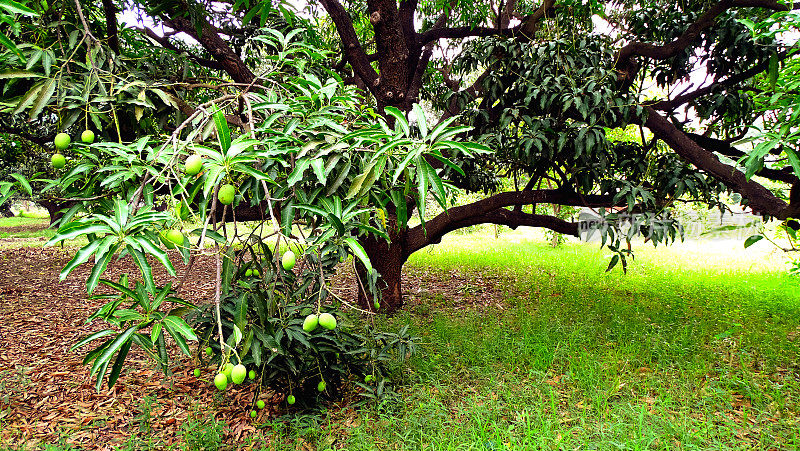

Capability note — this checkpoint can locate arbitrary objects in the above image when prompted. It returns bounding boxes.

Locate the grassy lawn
[334,232,800,450]
[1,220,798,449]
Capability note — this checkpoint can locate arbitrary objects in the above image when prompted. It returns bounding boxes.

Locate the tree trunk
[0,202,13,218]
[355,222,408,313]
[38,199,74,226]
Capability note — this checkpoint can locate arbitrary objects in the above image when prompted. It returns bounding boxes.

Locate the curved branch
[615,0,789,87]
[161,15,254,83]
[318,0,379,89]
[686,132,798,184]
[420,0,554,46]
[643,106,790,217]
[410,209,578,254]
[651,51,791,111]
[140,27,225,71]
[438,0,554,121]
[405,188,618,254]
[618,0,787,64]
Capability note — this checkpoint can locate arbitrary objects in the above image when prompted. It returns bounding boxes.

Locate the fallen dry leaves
[0,247,277,449]
[0,239,513,449]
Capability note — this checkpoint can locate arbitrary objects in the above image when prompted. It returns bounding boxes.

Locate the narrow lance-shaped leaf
[89,325,138,378]
[70,329,117,352]
[384,106,410,137]
[412,103,428,138]
[127,245,155,294]
[87,242,120,293]
[0,0,39,16]
[107,340,132,388]
[60,240,102,281]
[28,77,56,120]
[344,237,372,273]
[213,107,231,153]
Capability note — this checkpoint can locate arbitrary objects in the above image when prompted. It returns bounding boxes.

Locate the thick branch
[318,0,379,89]
[686,132,798,184]
[101,0,119,53]
[412,209,578,253]
[651,51,791,111]
[618,0,787,64]
[406,189,617,254]
[439,0,554,121]
[643,106,790,218]
[420,25,517,44]
[161,15,254,83]
[367,0,410,105]
[140,27,225,71]
[616,0,789,86]
[420,0,553,45]
[398,0,419,49]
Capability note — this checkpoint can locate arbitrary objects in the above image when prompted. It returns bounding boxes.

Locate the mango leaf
[70,329,116,352]
[12,80,44,114]
[0,0,37,16]
[87,242,120,293]
[163,318,192,356]
[346,161,376,199]
[287,158,311,186]
[127,245,155,293]
[344,237,372,273]
[232,324,243,346]
[90,325,138,378]
[162,315,198,341]
[9,173,31,196]
[107,340,132,388]
[311,158,326,184]
[384,106,409,137]
[213,107,231,153]
[0,32,25,62]
[28,77,55,119]
[46,222,112,246]
[60,240,102,281]
[744,234,763,248]
[412,104,428,138]
[0,69,41,79]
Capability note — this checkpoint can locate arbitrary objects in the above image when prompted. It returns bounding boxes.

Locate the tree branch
[140,27,226,71]
[410,209,578,254]
[642,106,790,217]
[405,188,618,254]
[101,0,119,53]
[616,0,789,84]
[318,0,379,89]
[161,15,255,83]
[651,51,791,111]
[438,0,554,121]
[398,0,419,49]
[685,132,799,184]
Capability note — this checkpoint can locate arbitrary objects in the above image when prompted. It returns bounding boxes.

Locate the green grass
[0,216,53,240]
[337,232,800,449]
[6,229,799,449]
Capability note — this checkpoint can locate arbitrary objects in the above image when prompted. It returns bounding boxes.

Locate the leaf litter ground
[0,231,509,449]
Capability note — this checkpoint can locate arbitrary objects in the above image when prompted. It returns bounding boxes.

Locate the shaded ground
[0,223,509,449]
[0,248,271,449]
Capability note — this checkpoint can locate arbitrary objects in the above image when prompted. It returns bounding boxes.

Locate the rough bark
[38,199,75,226]
[161,15,255,84]
[101,0,120,53]
[356,226,407,312]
